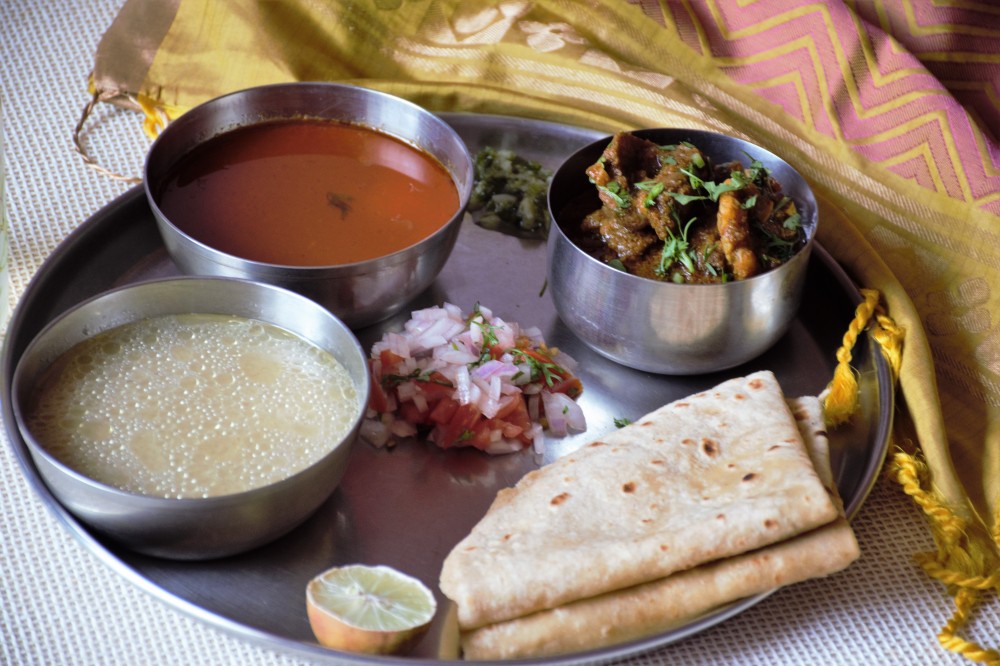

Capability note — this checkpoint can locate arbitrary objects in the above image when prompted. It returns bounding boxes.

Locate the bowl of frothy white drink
[11,276,370,560]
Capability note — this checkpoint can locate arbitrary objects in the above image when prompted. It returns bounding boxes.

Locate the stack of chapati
[439,371,859,659]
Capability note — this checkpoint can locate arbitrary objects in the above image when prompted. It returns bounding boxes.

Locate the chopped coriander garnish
[382,369,454,389]
[664,191,708,206]
[656,216,697,278]
[635,180,665,207]
[680,167,704,190]
[613,417,632,428]
[469,303,502,366]
[702,170,750,201]
[607,258,628,272]
[510,348,565,387]
[598,181,630,208]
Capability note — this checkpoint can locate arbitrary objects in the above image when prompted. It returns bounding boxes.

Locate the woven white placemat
[1,1,996,665]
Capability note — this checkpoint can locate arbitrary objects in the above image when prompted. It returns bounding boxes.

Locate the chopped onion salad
[362,303,585,455]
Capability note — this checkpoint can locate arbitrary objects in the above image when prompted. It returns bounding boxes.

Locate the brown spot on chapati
[622,482,637,493]
[783,438,797,444]
[640,420,654,426]
[701,438,720,457]
[748,378,765,389]
[551,492,570,506]
[727,463,736,469]
[650,459,665,465]
[767,444,782,452]
[464,546,478,552]
[659,544,669,552]
[764,519,777,529]
[642,518,653,524]
[716,514,726,520]
[588,441,607,448]
[742,473,757,482]
[675,402,690,408]
[502,534,512,541]
[734,393,746,400]
[682,438,695,446]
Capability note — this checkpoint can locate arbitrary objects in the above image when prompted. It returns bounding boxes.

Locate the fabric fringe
[821,288,899,427]
[135,93,171,138]
[823,289,998,663]
[75,79,174,181]
[890,450,1000,664]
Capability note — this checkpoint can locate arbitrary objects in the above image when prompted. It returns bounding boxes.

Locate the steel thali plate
[1,114,892,665]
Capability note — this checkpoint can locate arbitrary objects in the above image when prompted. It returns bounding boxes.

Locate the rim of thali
[0,113,893,665]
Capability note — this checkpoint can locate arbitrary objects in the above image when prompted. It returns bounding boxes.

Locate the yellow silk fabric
[87,0,999,654]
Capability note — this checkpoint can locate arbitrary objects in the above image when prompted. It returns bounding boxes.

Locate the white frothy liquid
[27,314,360,498]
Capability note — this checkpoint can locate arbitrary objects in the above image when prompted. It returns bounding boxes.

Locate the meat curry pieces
[580,133,805,283]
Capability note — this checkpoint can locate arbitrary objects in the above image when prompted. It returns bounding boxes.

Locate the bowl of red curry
[547,128,818,375]
[144,82,473,330]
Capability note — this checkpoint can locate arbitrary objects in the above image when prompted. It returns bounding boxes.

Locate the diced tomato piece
[467,419,495,450]
[501,422,524,439]
[435,403,481,448]
[414,371,454,400]
[492,397,532,445]
[549,376,584,399]
[493,395,522,421]
[428,396,460,424]
[397,400,426,426]
[378,350,406,375]
[367,362,391,413]
[503,397,531,431]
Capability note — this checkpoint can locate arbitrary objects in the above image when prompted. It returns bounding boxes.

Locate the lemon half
[306,564,437,655]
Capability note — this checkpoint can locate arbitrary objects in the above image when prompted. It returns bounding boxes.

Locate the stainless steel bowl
[144,82,474,330]
[11,277,370,560]
[547,129,818,375]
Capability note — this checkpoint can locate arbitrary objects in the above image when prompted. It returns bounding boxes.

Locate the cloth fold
[81,0,1000,661]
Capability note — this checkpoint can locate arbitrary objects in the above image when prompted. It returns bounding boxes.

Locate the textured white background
[1,2,997,665]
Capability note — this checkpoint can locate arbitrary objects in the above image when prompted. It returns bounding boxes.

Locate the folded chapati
[439,371,841,632]
[458,395,859,659]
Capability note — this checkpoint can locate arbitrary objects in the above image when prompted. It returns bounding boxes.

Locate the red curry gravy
[155,119,460,265]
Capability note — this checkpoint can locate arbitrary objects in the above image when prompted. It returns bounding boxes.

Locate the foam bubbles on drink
[27,314,359,498]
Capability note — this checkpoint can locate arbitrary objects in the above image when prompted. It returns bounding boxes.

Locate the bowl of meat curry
[547,128,818,375]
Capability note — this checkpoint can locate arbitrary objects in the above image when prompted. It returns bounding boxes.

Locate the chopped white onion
[360,418,391,448]
[541,390,586,436]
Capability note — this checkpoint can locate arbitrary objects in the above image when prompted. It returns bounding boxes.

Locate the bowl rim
[547,127,819,288]
[11,275,371,505]
[143,81,474,272]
